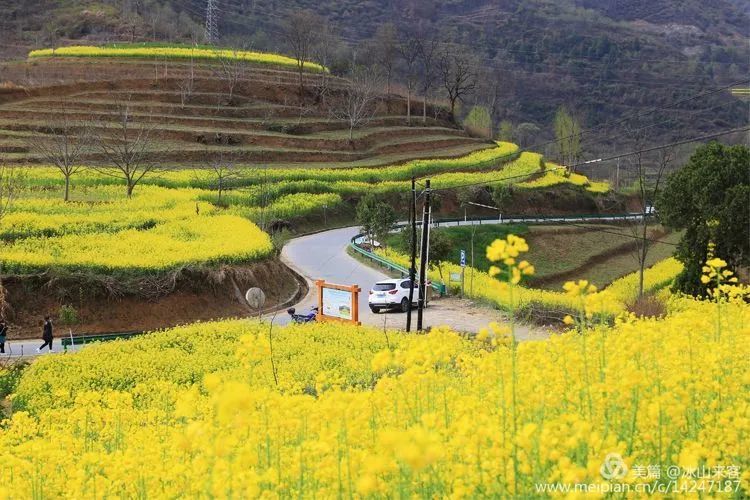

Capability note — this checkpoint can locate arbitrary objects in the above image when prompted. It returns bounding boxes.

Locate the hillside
[0,56,489,167]
[0,0,747,161]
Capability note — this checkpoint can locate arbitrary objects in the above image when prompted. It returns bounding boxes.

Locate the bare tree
[177,53,196,108]
[415,33,439,125]
[370,23,398,102]
[330,64,383,141]
[249,166,272,231]
[0,165,22,224]
[311,19,341,105]
[204,152,243,205]
[0,164,22,317]
[282,10,323,102]
[213,48,247,105]
[630,141,674,299]
[438,46,477,122]
[91,96,164,198]
[398,33,420,125]
[25,103,89,201]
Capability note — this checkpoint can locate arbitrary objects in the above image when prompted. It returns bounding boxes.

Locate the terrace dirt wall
[1,258,306,340]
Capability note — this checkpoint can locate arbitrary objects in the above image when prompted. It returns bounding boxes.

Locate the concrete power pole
[416,179,431,331]
[205,0,219,44]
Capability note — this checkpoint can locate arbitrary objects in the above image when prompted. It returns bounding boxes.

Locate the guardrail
[349,213,647,297]
[350,234,446,295]
[404,212,649,229]
[62,330,144,349]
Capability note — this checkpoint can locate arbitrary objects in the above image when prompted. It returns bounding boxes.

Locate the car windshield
[372,283,396,291]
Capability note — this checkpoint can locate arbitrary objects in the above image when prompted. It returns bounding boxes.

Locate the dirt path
[378,296,549,341]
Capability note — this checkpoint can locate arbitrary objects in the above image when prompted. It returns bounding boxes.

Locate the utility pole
[417,179,431,331]
[406,177,417,332]
[205,0,218,45]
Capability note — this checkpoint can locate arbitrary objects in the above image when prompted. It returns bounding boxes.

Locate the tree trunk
[64,175,70,202]
[450,98,457,123]
[406,87,411,125]
[385,73,391,113]
[638,215,648,298]
[298,63,305,104]
[127,181,135,199]
[422,98,427,124]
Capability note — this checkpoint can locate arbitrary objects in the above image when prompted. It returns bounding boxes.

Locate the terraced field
[0,58,490,167]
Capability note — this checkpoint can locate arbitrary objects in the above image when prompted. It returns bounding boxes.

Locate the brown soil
[2,259,306,340]
[530,227,671,287]
[0,64,481,166]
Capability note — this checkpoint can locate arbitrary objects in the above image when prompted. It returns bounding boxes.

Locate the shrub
[58,305,78,325]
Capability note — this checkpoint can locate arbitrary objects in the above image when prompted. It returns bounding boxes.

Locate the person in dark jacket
[0,319,7,354]
[38,316,53,353]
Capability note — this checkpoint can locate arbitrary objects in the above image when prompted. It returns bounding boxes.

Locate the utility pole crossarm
[466,201,500,211]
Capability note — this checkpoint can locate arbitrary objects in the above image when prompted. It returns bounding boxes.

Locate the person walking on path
[37,316,54,353]
[0,319,7,354]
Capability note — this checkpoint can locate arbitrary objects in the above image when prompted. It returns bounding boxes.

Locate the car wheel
[400,298,409,313]
[370,306,380,313]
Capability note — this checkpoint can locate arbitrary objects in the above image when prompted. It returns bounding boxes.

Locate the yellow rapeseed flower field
[2,286,748,497]
[4,142,607,275]
[1,184,273,274]
[377,246,682,317]
[28,45,327,72]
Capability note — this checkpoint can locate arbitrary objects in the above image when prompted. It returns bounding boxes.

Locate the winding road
[279,226,391,327]
[6,214,642,357]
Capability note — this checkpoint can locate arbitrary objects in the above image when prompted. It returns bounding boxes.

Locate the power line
[574,127,749,169]
[577,98,745,152]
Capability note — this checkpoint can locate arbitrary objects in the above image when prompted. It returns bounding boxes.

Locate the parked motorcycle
[287,307,318,323]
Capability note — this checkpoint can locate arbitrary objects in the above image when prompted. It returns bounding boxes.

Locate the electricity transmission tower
[204,0,219,44]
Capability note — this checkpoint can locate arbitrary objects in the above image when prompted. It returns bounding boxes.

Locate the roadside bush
[0,361,27,399]
[58,305,78,325]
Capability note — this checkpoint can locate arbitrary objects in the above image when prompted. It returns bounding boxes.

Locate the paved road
[278,225,546,338]
[6,219,575,359]
[279,226,393,327]
[15,215,631,357]
[1,337,74,359]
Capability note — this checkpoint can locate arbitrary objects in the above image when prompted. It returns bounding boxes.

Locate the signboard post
[315,280,361,325]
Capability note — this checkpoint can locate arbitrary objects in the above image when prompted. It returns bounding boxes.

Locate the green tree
[356,194,397,248]
[656,142,750,295]
[463,106,492,138]
[497,120,513,142]
[428,230,453,282]
[554,106,582,172]
[514,122,540,148]
[491,184,513,212]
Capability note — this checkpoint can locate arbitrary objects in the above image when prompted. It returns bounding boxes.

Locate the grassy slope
[385,223,680,290]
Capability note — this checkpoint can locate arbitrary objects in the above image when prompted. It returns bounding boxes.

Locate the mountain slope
[1,0,747,161]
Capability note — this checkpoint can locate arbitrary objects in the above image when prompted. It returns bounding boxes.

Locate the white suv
[368,278,421,313]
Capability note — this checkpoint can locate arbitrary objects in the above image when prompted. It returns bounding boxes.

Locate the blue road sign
[460,249,466,267]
